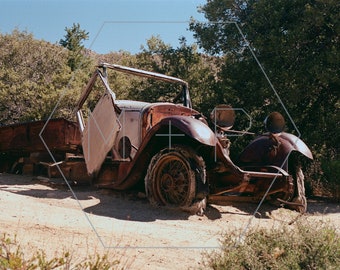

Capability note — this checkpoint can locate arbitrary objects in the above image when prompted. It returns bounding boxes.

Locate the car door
[82,92,121,174]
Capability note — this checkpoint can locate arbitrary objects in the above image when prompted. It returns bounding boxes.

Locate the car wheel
[274,163,307,213]
[289,165,307,213]
[145,146,207,215]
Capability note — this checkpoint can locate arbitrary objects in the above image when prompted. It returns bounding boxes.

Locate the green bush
[305,158,340,201]
[202,220,340,270]
[0,234,121,270]
[322,160,340,185]
[322,159,340,202]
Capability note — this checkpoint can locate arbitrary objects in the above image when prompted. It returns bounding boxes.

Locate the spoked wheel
[145,146,207,214]
[153,153,194,206]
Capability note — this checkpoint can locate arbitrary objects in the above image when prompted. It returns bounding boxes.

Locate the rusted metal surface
[239,132,313,169]
[140,103,200,136]
[156,116,216,146]
[0,118,81,153]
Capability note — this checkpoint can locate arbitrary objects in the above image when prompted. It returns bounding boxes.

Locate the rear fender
[239,132,313,170]
[279,133,313,160]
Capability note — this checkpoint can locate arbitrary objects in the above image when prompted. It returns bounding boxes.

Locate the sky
[1,0,207,54]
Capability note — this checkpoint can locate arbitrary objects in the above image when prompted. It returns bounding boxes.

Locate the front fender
[239,132,313,169]
[108,115,216,190]
[149,115,217,147]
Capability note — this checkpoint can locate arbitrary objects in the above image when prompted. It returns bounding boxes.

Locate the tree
[190,0,339,149]
[132,35,221,116]
[59,23,89,71]
[0,29,93,124]
[190,0,339,187]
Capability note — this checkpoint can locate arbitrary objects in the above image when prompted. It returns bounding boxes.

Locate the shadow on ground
[1,173,339,222]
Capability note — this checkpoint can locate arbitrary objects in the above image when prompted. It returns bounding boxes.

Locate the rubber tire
[290,166,307,213]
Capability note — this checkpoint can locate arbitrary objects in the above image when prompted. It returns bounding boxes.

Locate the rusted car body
[0,63,313,214]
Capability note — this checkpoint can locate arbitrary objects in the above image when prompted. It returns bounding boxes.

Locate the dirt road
[0,173,339,269]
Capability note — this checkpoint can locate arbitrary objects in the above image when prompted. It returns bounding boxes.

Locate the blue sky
[1,0,207,54]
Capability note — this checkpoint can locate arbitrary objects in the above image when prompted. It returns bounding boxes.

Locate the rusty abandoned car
[0,63,313,214]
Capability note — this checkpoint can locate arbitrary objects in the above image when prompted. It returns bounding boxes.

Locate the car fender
[279,133,313,160]
[239,132,313,169]
[147,115,217,147]
[106,115,216,190]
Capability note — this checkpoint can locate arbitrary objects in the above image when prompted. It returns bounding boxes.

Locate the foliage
[0,29,69,123]
[320,159,340,201]
[202,219,340,270]
[191,0,339,133]
[98,51,139,100]
[0,29,94,125]
[0,234,121,270]
[133,35,221,117]
[190,0,339,190]
[59,23,90,71]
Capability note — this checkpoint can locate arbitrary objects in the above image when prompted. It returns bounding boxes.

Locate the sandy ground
[0,173,339,269]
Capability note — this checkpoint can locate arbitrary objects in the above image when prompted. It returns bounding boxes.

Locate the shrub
[0,234,121,270]
[202,219,340,270]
